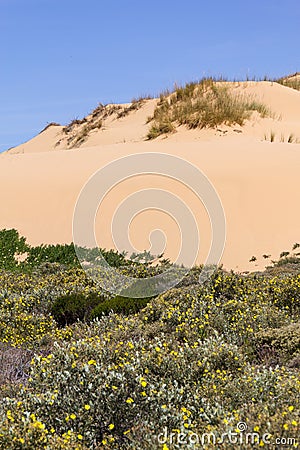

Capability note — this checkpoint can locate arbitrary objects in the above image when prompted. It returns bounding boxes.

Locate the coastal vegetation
[0,229,299,448]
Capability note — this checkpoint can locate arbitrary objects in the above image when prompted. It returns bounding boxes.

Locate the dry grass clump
[117,95,153,119]
[147,78,270,139]
[60,104,120,148]
[60,98,152,148]
[67,119,103,148]
[146,119,175,140]
[91,104,122,121]
[264,131,299,144]
[63,117,87,134]
[39,122,61,134]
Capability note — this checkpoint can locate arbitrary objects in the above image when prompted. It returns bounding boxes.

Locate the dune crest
[5,80,300,155]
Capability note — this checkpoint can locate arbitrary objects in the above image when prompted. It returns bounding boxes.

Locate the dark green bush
[0,231,133,272]
[50,292,105,326]
[26,243,79,267]
[0,229,29,270]
[73,246,131,268]
[90,295,151,318]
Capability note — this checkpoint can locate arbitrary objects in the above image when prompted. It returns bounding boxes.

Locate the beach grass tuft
[147,78,270,139]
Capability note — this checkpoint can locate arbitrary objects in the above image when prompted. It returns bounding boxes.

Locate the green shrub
[0,229,29,270]
[51,293,106,326]
[0,232,132,272]
[90,295,151,318]
[26,243,79,268]
[75,246,131,268]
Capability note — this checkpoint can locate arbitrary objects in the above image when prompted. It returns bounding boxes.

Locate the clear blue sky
[1,0,299,152]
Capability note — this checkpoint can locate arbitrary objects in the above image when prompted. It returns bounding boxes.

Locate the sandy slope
[7,125,64,154]
[1,81,300,272]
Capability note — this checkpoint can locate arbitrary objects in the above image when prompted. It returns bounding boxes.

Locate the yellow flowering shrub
[0,264,299,448]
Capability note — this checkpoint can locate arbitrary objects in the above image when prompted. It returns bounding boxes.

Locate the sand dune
[1,81,300,272]
[7,81,300,154]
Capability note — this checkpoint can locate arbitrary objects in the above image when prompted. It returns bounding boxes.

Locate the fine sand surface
[1,81,300,272]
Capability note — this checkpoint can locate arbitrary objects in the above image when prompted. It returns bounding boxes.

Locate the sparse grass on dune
[276,73,300,92]
[39,122,61,134]
[263,131,299,144]
[48,74,300,147]
[60,95,153,148]
[147,78,270,139]
[61,106,118,148]
[116,96,152,119]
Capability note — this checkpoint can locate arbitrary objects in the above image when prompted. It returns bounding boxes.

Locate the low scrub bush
[90,295,151,318]
[50,293,106,326]
[254,322,300,364]
[0,229,28,270]
[0,229,133,272]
